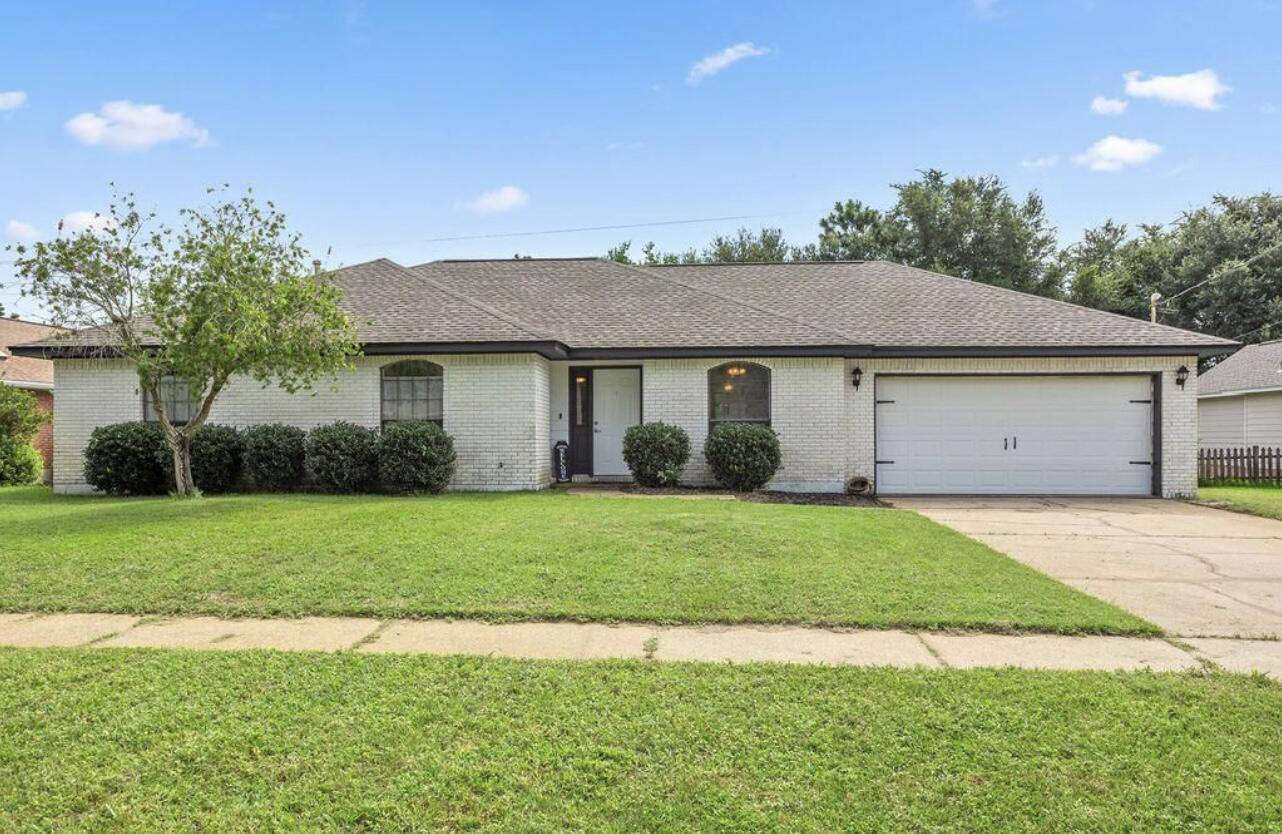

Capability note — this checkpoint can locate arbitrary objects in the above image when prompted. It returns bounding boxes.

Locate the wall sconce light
[1175,365,1189,389]
[851,366,863,390]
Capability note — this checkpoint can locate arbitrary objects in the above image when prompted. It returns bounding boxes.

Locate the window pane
[380,361,443,425]
[708,363,770,424]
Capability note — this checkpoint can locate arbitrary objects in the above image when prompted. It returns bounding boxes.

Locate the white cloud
[1123,69,1230,111]
[686,42,770,85]
[1090,96,1128,116]
[0,91,28,111]
[971,0,999,17]
[1072,135,1162,172]
[65,100,211,150]
[4,220,37,241]
[59,211,115,234]
[466,185,529,215]
[1262,103,1278,115]
[1019,155,1059,169]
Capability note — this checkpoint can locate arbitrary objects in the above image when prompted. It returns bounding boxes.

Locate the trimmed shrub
[622,421,691,487]
[0,437,42,486]
[0,384,44,441]
[189,424,243,494]
[703,422,782,492]
[242,423,307,491]
[84,421,170,495]
[306,421,380,493]
[379,421,456,494]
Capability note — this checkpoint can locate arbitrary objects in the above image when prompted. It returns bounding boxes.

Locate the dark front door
[569,368,593,476]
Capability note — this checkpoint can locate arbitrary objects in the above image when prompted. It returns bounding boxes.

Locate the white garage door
[875,375,1154,495]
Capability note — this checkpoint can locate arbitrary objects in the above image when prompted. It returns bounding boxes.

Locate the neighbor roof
[10,257,1236,360]
[1198,340,1282,397]
[0,317,60,387]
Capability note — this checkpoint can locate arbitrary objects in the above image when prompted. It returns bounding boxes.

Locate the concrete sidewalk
[2,611,1280,678]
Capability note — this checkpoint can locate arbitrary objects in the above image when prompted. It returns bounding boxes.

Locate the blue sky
[2,1,1279,319]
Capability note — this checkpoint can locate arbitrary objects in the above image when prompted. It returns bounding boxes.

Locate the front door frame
[567,364,644,479]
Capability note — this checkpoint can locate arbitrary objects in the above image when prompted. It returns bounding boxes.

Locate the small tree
[8,187,360,495]
[0,385,46,486]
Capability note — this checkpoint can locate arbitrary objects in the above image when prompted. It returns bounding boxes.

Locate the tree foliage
[1058,194,1282,343]
[818,169,1060,296]
[8,186,360,495]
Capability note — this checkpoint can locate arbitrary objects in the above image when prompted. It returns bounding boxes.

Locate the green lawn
[1,648,1278,832]
[1199,484,1282,520]
[0,486,1149,634]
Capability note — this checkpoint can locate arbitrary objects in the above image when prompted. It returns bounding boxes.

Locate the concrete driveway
[892,497,1282,640]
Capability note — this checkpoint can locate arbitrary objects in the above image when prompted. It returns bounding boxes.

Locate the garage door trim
[872,372,1161,496]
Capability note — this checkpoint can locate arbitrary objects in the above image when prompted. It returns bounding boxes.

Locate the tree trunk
[170,432,197,496]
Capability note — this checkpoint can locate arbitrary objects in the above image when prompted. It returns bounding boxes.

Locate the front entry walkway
[893,496,1282,640]
[3,610,1281,678]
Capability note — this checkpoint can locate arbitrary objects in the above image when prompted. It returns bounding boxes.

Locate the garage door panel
[876,375,1152,496]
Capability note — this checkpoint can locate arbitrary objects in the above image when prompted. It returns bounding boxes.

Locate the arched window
[708,362,770,429]
[381,360,443,427]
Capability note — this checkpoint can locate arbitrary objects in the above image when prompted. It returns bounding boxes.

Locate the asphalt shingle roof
[642,261,1233,350]
[1198,340,1282,396]
[11,257,1235,358]
[0,318,60,386]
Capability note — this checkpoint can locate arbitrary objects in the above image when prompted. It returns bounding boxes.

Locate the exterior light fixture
[1175,365,1189,389]
[851,366,863,390]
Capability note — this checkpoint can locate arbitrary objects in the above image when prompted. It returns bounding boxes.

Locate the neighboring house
[1197,340,1282,449]
[0,317,60,483]
[11,259,1234,497]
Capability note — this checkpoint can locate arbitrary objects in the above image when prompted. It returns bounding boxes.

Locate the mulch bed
[619,485,886,507]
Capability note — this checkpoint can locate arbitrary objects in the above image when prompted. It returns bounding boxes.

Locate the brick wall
[843,355,1199,498]
[643,357,847,492]
[51,354,552,493]
[51,352,1199,498]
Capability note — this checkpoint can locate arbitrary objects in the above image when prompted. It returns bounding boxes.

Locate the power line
[413,212,803,244]
[1162,240,1282,306]
[1232,318,1282,343]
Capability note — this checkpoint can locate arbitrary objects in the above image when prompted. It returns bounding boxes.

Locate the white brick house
[12,258,1233,497]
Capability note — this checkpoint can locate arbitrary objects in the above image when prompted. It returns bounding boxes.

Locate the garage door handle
[1004,437,1008,450]
[1013,436,1017,450]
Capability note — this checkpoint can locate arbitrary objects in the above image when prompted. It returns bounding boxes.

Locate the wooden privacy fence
[1199,446,1282,484]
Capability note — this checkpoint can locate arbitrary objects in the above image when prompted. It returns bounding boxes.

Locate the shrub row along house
[11,258,1234,497]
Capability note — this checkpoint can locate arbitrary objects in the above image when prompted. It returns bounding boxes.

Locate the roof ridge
[397,260,555,341]
[643,260,867,267]
[883,260,1238,346]
[609,260,856,344]
[430,257,603,264]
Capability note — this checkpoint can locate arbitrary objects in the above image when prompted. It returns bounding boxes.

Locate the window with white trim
[381,360,443,427]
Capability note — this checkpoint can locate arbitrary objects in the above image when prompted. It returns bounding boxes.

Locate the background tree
[1054,194,1282,343]
[608,227,797,264]
[0,384,46,485]
[9,187,360,495]
[819,169,1060,295]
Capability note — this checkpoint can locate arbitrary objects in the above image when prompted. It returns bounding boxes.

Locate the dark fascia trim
[862,344,1233,359]
[360,340,571,359]
[14,340,1232,361]
[565,344,868,359]
[13,340,575,360]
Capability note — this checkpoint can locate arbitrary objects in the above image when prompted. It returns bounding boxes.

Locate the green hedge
[242,424,307,491]
[379,421,456,494]
[305,422,380,493]
[703,423,782,492]
[623,422,690,487]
